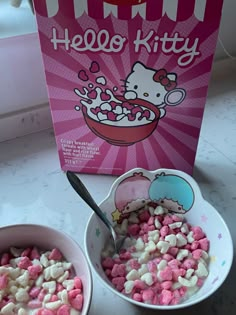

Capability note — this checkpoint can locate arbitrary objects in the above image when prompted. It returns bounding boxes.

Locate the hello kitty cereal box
[33,0,224,175]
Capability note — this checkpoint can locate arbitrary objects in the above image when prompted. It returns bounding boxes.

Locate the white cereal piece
[45,300,62,310]
[201,250,209,261]
[181,223,189,234]
[172,282,182,290]
[10,247,22,258]
[176,233,187,247]
[195,261,209,278]
[165,234,177,247]
[59,289,69,304]
[138,251,149,264]
[43,293,52,303]
[70,308,79,315]
[148,230,160,243]
[9,257,21,268]
[135,237,145,251]
[126,269,140,281]
[128,212,139,223]
[199,257,207,267]
[186,285,199,297]
[123,237,133,248]
[169,222,183,229]
[9,285,18,296]
[185,268,195,279]
[16,270,29,287]
[62,262,72,270]
[156,241,170,254]
[148,206,155,216]
[1,302,15,314]
[49,259,56,266]
[154,205,165,215]
[138,264,149,277]
[40,254,49,267]
[176,249,189,261]
[124,280,134,294]
[50,265,64,279]
[62,279,75,291]
[43,266,52,281]
[32,259,42,266]
[187,231,194,243]
[15,288,30,303]
[157,259,167,271]
[154,218,162,229]
[0,266,10,275]
[178,275,198,287]
[35,274,44,287]
[120,219,128,234]
[145,241,156,253]
[18,308,27,315]
[42,280,56,294]
[141,272,154,286]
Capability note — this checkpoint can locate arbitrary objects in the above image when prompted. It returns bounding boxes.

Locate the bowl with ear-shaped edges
[85,167,233,310]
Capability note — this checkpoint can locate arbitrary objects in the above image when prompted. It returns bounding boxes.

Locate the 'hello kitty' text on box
[34,0,224,175]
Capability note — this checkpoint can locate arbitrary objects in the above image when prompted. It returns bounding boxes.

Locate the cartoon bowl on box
[85,168,233,310]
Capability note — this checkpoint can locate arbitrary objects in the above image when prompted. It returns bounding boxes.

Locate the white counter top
[0,59,235,315]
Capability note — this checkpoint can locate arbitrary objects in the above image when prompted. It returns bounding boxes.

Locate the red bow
[153,69,177,91]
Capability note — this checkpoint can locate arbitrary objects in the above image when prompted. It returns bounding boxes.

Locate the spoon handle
[66,171,113,232]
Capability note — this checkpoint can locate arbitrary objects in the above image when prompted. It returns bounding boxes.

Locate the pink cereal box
[33,0,224,175]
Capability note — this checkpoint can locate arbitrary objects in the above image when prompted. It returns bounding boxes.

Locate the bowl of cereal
[85,168,233,309]
[0,224,92,315]
[81,96,160,146]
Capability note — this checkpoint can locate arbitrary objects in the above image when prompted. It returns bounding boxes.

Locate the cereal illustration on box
[34,0,224,175]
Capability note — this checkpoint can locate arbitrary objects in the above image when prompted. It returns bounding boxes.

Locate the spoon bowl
[66,171,125,253]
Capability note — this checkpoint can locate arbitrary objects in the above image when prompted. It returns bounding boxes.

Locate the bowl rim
[84,167,234,310]
[0,223,93,315]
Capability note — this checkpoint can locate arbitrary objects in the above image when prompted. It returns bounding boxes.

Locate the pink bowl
[0,224,92,315]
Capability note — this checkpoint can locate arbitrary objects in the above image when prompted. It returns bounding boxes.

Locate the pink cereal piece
[197,278,204,287]
[147,225,155,232]
[147,217,154,225]
[38,289,47,302]
[111,264,126,277]
[29,286,41,298]
[191,226,205,240]
[184,244,191,251]
[30,247,40,260]
[163,254,174,262]
[127,224,140,236]
[192,249,203,260]
[191,241,200,250]
[101,257,115,269]
[161,281,173,290]
[159,289,173,305]
[68,289,82,300]
[21,247,31,257]
[199,238,210,251]
[172,268,186,281]
[74,276,83,290]
[56,283,64,292]
[111,277,125,292]
[147,261,157,272]
[159,266,173,281]
[28,264,42,279]
[49,248,63,261]
[172,215,183,222]
[134,279,146,290]
[160,226,169,237]
[18,256,32,269]
[168,247,179,257]
[70,294,83,311]
[1,253,10,265]
[57,304,71,315]
[38,309,55,315]
[168,259,180,269]
[129,259,140,270]
[28,300,42,309]
[182,258,196,270]
[162,216,173,225]
[179,286,187,297]
[142,289,154,302]
[142,234,149,243]
[138,210,150,222]
[119,251,131,261]
[171,297,180,305]
[151,281,162,294]
[105,269,111,277]
[50,295,59,302]
[0,274,8,289]
[132,293,142,302]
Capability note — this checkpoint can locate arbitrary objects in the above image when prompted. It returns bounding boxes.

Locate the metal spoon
[66,171,125,253]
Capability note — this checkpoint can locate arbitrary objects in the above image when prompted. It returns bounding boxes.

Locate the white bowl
[0,224,92,315]
[85,168,233,310]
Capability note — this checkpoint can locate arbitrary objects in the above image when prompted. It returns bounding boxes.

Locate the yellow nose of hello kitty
[143,92,149,97]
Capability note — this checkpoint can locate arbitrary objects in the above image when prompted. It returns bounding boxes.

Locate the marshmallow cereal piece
[10,247,23,258]
[148,230,159,243]
[16,270,29,287]
[15,288,30,302]
[59,289,69,304]
[63,279,75,291]
[1,302,16,314]
[35,274,44,287]
[165,234,177,247]
[185,268,195,279]
[18,308,27,315]
[145,241,156,253]
[138,252,150,264]
[154,218,162,229]
[40,254,49,267]
[157,260,167,271]
[176,249,189,261]
[169,222,182,229]
[120,219,128,234]
[140,272,154,286]
[50,265,64,279]
[195,261,209,278]
[124,280,134,294]
[57,270,69,283]
[135,237,145,251]
[42,280,56,294]
[126,270,140,281]
[187,231,194,243]
[178,275,198,287]
[157,241,170,254]
[138,264,149,277]
[176,233,187,247]
[43,293,52,303]
[45,300,62,310]
[154,205,165,215]
[181,223,189,234]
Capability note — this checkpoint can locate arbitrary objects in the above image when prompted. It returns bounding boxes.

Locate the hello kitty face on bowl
[84,168,233,310]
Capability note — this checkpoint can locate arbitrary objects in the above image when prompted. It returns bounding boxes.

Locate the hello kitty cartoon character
[124,62,186,118]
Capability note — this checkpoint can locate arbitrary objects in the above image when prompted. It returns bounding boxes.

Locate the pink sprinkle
[18,256,32,269]
[49,248,63,261]
[0,274,8,289]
